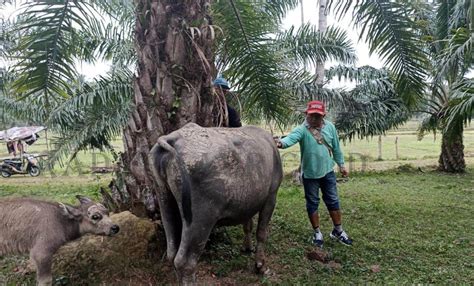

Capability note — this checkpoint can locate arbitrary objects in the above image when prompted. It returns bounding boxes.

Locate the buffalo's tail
[150,137,192,224]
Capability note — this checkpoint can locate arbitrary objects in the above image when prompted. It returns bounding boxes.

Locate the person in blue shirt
[213,77,242,128]
[276,100,353,247]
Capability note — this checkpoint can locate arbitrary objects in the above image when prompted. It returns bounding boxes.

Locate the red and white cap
[305,100,325,115]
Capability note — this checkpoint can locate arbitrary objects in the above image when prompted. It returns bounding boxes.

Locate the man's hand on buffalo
[273,137,283,148]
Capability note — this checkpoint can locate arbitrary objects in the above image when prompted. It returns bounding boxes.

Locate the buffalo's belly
[192,172,274,225]
[215,197,268,226]
[0,233,32,255]
[216,215,254,226]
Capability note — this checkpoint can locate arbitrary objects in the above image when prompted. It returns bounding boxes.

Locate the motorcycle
[0,154,41,178]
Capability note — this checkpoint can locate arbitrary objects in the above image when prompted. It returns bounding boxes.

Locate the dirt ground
[1,211,288,285]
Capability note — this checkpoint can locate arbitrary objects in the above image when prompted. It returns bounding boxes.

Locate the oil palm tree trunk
[116,0,215,218]
[438,124,466,173]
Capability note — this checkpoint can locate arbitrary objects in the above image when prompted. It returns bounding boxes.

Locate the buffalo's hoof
[255,261,267,274]
[240,246,254,254]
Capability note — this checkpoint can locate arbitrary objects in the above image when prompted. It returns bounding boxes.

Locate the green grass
[200,168,474,284]
[269,169,474,284]
[0,175,110,204]
[1,121,473,284]
[279,130,474,173]
[1,167,473,284]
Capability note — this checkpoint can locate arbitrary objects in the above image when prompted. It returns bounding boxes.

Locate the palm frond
[326,65,396,105]
[449,0,470,31]
[276,24,357,68]
[10,0,133,105]
[417,113,440,140]
[335,94,410,141]
[47,71,133,164]
[436,0,452,42]
[11,1,90,101]
[328,0,429,107]
[73,1,135,67]
[89,0,135,24]
[445,78,474,128]
[0,87,51,124]
[289,75,347,110]
[213,0,291,124]
[326,65,390,83]
[0,17,15,59]
[255,0,299,21]
[437,27,473,80]
[325,65,410,140]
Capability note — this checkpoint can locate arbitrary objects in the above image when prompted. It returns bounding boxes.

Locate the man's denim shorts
[302,171,340,215]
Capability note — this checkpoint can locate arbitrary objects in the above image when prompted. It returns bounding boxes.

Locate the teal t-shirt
[281,120,344,179]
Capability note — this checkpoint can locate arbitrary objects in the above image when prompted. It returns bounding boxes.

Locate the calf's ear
[59,203,83,220]
[76,195,93,205]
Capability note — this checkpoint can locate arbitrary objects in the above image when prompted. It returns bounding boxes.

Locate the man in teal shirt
[276,100,352,247]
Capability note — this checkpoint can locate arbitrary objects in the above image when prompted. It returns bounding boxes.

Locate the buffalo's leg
[30,247,53,286]
[241,219,253,253]
[159,189,182,262]
[174,221,215,286]
[255,194,277,274]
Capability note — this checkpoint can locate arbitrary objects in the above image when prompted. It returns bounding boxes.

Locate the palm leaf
[326,65,390,83]
[436,0,452,42]
[324,65,410,140]
[445,78,474,128]
[276,24,357,68]
[251,0,299,21]
[10,0,133,103]
[47,71,133,164]
[12,1,88,101]
[437,27,473,80]
[417,114,440,140]
[335,94,409,141]
[73,1,135,66]
[328,0,429,107]
[213,0,292,124]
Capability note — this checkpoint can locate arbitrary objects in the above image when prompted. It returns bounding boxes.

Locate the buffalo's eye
[91,214,102,221]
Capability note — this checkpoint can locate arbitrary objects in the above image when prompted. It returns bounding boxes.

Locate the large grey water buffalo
[149,123,283,285]
[0,196,120,286]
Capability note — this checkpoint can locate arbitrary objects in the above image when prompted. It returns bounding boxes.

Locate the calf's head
[59,195,120,236]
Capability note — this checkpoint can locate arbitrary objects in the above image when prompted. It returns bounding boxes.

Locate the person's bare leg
[309,212,323,247]
[329,210,341,226]
[309,212,320,229]
[329,210,353,246]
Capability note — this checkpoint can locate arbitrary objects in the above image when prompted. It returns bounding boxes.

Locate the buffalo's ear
[59,203,83,220]
[76,195,93,205]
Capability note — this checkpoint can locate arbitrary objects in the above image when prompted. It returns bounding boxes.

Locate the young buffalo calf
[0,195,120,286]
